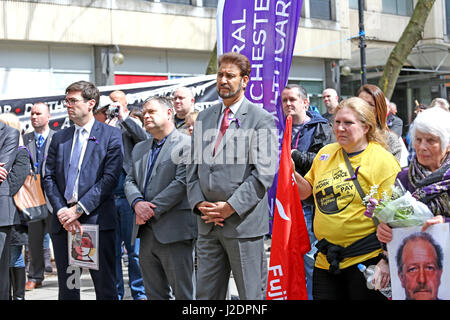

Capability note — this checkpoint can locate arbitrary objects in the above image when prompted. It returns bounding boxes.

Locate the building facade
[345,0,450,130]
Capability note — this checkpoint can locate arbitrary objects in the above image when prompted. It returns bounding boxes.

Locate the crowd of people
[0,51,448,300]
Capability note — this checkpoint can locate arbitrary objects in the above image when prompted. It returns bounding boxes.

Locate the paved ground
[24,238,271,300]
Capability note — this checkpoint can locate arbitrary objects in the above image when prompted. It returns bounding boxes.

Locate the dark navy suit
[44,120,123,300]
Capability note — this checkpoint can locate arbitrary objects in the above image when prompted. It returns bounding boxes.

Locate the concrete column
[94,46,115,86]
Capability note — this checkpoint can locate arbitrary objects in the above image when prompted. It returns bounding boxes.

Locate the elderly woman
[357,84,403,163]
[294,97,401,300]
[377,106,450,244]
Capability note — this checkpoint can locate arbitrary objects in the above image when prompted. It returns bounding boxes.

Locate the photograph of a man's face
[388,223,450,300]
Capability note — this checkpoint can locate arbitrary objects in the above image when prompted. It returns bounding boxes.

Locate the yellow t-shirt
[304,142,401,270]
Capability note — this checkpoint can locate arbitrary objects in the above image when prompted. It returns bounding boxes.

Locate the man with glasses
[44,81,123,300]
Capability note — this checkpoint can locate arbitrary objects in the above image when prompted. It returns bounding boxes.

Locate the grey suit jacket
[0,123,20,227]
[186,98,278,238]
[388,114,403,137]
[23,129,55,213]
[124,129,197,245]
[23,129,55,177]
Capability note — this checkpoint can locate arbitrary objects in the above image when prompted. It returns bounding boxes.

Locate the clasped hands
[58,206,83,235]
[134,201,156,225]
[196,201,235,227]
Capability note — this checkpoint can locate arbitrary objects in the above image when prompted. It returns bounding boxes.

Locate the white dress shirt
[57,117,95,216]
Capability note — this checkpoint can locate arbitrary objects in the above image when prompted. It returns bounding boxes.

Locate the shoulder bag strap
[17,145,36,174]
[342,149,366,201]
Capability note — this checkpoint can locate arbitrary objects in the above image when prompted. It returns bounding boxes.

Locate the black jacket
[291,110,333,176]
[8,147,32,245]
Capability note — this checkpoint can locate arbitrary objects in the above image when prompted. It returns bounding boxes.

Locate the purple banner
[217,0,303,233]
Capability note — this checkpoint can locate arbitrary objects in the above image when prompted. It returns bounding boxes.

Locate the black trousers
[27,213,51,282]
[0,226,11,300]
[313,256,387,300]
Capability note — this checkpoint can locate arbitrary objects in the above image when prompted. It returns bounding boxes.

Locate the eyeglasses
[63,98,86,106]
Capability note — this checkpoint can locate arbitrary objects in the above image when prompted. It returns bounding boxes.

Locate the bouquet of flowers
[363,183,434,228]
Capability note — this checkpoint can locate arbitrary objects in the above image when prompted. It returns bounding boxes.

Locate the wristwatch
[75,203,84,215]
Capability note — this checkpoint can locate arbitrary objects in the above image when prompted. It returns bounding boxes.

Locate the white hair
[429,98,449,112]
[411,107,450,152]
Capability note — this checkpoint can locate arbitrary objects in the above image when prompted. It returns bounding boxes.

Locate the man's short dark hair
[284,84,308,100]
[396,232,444,274]
[218,52,251,78]
[143,95,173,110]
[65,81,100,111]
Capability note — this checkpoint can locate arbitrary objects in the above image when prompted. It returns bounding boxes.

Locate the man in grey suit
[186,52,278,300]
[0,121,20,299]
[124,95,197,300]
[23,102,55,291]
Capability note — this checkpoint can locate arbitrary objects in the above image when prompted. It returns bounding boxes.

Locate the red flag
[266,115,311,300]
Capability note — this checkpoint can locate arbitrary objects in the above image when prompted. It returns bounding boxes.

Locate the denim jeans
[44,233,51,249]
[302,204,317,300]
[10,245,25,268]
[115,197,146,300]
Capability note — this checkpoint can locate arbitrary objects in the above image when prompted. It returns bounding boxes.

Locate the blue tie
[64,128,84,203]
[143,139,165,199]
[37,134,45,148]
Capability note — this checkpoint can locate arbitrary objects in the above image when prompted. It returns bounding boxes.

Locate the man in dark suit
[124,96,197,299]
[186,52,278,300]
[0,121,20,300]
[95,91,148,300]
[23,102,55,291]
[44,80,123,300]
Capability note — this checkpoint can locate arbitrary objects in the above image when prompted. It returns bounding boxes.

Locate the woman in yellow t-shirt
[294,97,401,300]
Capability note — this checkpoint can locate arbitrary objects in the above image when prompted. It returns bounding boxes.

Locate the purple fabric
[396,154,450,217]
[396,168,415,194]
[217,0,304,233]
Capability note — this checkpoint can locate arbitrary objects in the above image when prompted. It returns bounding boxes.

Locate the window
[349,0,365,10]
[203,0,218,7]
[382,0,413,16]
[160,0,192,4]
[310,0,332,20]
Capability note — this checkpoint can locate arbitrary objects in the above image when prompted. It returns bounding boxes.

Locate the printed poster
[387,223,450,300]
[68,224,99,270]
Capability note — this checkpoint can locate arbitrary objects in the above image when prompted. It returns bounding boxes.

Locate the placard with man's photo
[387,223,450,300]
